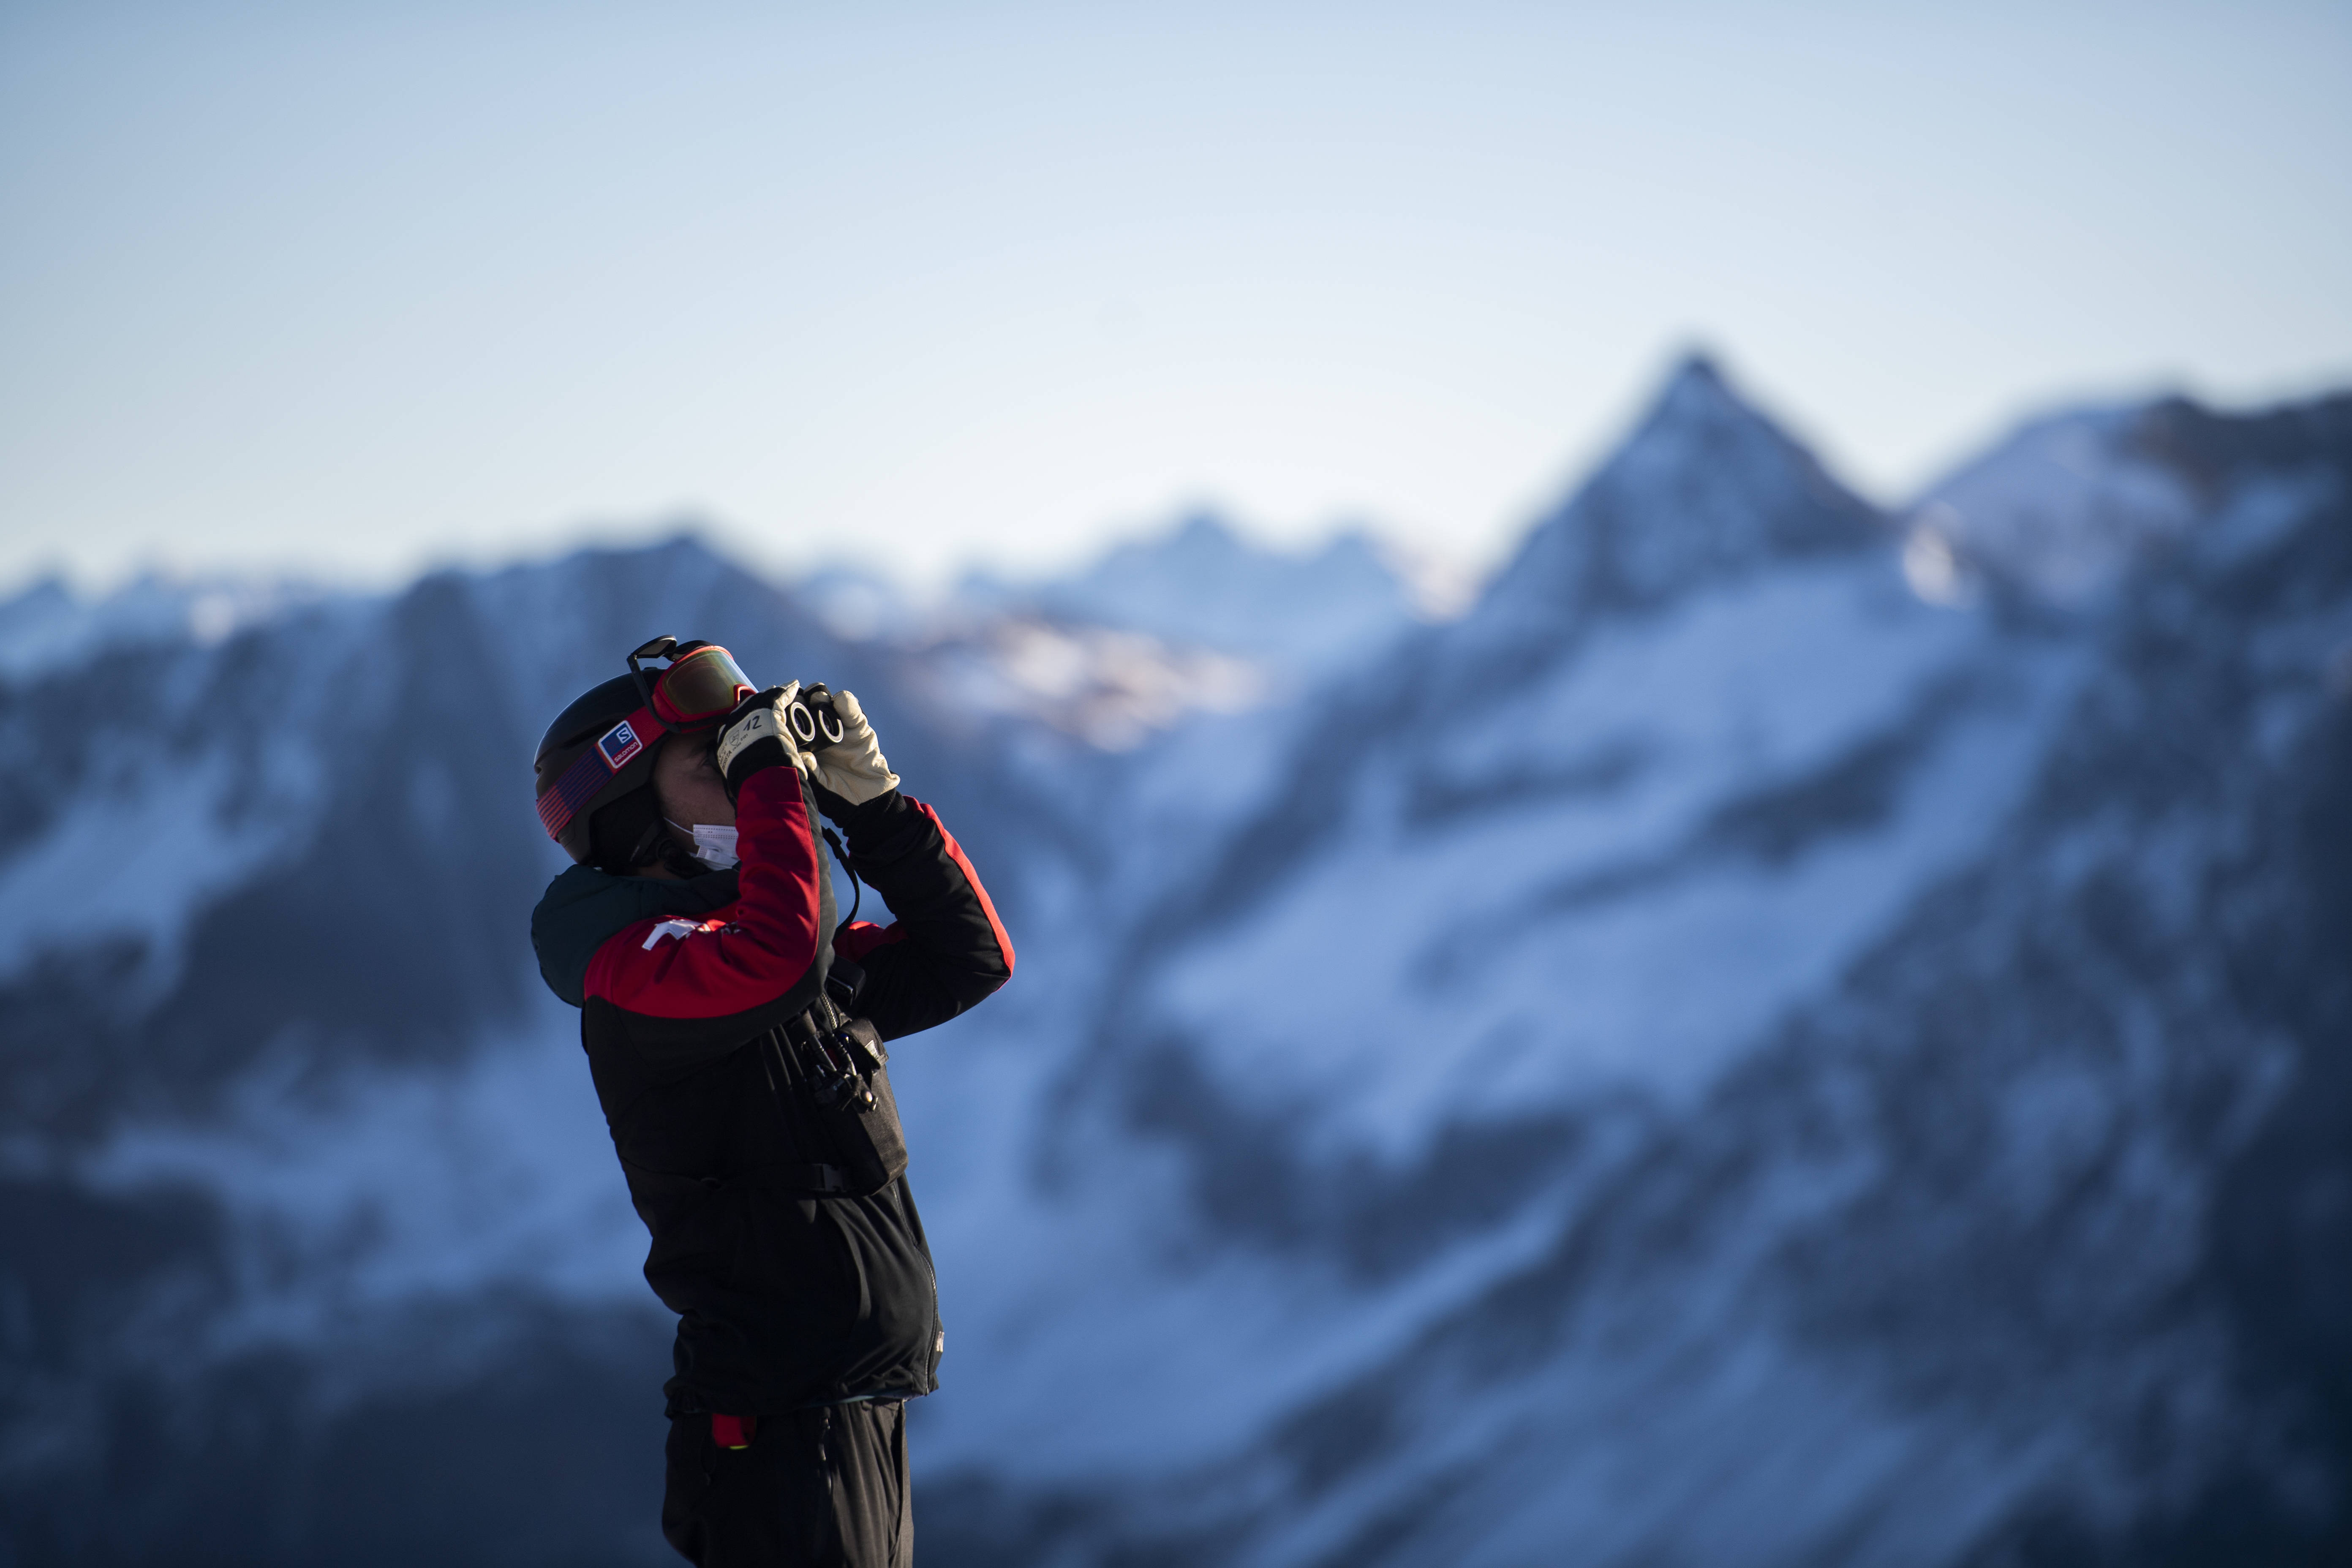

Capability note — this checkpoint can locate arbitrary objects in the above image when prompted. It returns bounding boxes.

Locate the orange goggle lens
[652,645,755,727]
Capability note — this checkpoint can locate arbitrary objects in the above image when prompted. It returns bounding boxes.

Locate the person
[528,637,1013,1567]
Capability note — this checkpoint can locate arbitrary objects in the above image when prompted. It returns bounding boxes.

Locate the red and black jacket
[530,767,1012,1416]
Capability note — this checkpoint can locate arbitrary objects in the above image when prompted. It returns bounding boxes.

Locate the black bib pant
[663,1403,912,1568]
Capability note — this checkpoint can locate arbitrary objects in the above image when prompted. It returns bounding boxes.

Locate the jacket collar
[530,864,740,1008]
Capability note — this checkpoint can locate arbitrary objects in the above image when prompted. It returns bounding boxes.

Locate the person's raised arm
[806,689,1013,1040]
[583,688,828,1021]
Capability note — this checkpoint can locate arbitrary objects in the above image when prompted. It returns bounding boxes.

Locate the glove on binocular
[782,685,848,752]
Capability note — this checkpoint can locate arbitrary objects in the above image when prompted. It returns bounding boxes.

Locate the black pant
[662,1402,912,1567]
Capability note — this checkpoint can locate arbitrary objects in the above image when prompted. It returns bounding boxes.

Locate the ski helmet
[533,637,757,868]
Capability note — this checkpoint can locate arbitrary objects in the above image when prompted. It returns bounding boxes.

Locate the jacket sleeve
[826,790,1013,1041]
[583,768,827,1021]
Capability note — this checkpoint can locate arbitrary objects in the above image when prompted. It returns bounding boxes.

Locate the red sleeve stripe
[915,800,1015,976]
[833,921,910,964]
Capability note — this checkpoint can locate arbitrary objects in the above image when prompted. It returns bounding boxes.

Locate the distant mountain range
[957,511,1423,677]
[0,358,2342,1567]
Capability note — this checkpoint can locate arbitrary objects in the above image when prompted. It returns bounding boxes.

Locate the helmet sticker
[598,720,645,770]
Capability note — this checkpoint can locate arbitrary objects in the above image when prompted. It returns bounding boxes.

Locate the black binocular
[784,684,847,752]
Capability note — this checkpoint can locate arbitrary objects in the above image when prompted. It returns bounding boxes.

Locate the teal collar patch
[530,864,741,1008]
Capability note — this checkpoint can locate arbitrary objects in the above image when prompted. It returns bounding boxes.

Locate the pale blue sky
[3,0,2347,592]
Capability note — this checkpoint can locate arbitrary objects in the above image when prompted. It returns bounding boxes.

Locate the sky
[2,0,2347,596]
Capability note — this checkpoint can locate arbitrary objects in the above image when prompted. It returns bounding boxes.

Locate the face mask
[670,819,740,871]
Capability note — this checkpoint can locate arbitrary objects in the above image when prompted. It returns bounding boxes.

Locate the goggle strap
[538,704,666,843]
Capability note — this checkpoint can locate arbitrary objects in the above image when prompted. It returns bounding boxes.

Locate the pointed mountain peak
[1483,354,1886,628]
[1144,509,1255,569]
[1617,353,1808,482]
[1652,349,1733,408]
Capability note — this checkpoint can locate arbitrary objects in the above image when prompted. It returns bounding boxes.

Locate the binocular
[626,636,847,753]
[784,684,847,752]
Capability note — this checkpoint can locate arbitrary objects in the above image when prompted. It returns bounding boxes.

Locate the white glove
[803,687,899,808]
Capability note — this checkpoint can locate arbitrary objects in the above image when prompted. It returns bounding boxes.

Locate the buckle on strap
[711,1413,757,1449]
[797,1162,846,1193]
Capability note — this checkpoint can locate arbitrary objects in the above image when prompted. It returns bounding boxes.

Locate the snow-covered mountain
[906,360,2352,1565]
[0,539,1077,1564]
[0,359,2343,1566]
[958,511,1421,680]
[0,570,333,678]
[904,366,2352,1565]
[1906,395,2257,609]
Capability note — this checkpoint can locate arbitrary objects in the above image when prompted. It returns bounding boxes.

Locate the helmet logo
[598,720,645,770]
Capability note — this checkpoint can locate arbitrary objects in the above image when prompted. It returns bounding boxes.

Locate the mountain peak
[1911,400,2204,606]
[1654,348,1732,406]
[1481,356,1886,631]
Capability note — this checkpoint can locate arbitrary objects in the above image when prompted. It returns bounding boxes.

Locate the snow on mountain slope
[961,512,1419,678]
[892,512,1426,912]
[0,603,373,999]
[0,511,1406,1563]
[3,368,2346,1567]
[896,358,2008,1470]
[903,370,2352,1568]
[1142,558,2058,1138]
[0,535,1116,1565]
[76,989,648,1337]
[912,613,1267,751]
[1171,398,2352,1568]
[0,572,329,678]
[1111,356,2050,1152]
[0,513,1370,1371]
[1458,356,1884,655]
[1911,398,2215,606]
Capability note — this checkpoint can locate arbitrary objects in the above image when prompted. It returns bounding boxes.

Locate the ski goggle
[636,638,757,729]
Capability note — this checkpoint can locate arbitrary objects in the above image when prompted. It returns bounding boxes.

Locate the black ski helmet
[534,636,759,871]
[534,673,665,867]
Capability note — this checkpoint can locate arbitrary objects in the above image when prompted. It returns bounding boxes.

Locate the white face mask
[670,819,740,871]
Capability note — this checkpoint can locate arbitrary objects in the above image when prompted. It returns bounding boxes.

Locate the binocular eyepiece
[784,684,847,752]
